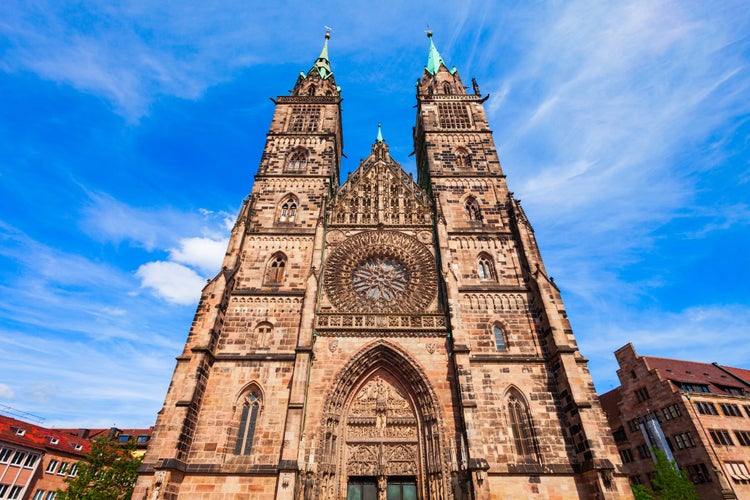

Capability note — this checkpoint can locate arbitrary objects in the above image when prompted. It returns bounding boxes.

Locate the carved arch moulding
[312,340,453,500]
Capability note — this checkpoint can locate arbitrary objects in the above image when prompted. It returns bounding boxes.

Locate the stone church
[134,33,630,499]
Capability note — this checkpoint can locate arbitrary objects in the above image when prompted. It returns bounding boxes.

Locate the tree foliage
[57,436,142,500]
[630,448,698,500]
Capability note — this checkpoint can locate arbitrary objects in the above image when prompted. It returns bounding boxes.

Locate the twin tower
[134,33,630,499]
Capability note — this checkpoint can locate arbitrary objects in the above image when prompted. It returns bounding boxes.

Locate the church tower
[134,33,630,499]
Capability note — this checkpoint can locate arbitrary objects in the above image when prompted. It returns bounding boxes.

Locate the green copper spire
[376,122,384,143]
[312,32,333,79]
[425,31,446,75]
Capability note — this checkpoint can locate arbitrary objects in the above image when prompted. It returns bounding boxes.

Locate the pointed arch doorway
[316,342,450,500]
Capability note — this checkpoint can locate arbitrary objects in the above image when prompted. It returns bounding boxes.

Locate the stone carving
[324,231,438,313]
[346,377,418,440]
[328,338,339,354]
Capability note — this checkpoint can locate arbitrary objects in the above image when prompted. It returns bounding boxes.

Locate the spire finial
[425,30,446,75]
[376,122,384,143]
[324,25,333,39]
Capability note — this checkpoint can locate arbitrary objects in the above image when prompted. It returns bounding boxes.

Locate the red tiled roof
[0,415,90,456]
[723,366,750,385]
[643,356,750,395]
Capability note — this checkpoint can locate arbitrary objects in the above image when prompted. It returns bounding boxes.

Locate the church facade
[134,34,630,499]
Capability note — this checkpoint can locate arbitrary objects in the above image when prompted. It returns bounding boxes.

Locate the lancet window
[278,196,298,223]
[455,147,471,168]
[234,389,261,455]
[477,253,495,281]
[287,149,308,172]
[465,197,481,221]
[507,391,538,462]
[443,82,452,94]
[492,324,507,351]
[265,253,287,284]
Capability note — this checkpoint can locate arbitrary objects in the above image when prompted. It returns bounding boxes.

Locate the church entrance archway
[315,341,451,500]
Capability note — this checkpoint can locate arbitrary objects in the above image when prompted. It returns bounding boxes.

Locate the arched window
[443,82,452,94]
[465,197,481,221]
[492,324,507,351]
[307,85,316,96]
[278,196,298,223]
[266,253,287,284]
[507,391,538,462]
[234,389,261,455]
[254,322,273,347]
[455,147,470,168]
[287,149,308,172]
[477,254,495,281]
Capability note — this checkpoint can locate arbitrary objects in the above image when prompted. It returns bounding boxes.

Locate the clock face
[324,231,437,313]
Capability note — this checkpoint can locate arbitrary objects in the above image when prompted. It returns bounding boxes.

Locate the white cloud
[0,384,15,400]
[136,261,205,305]
[169,237,228,275]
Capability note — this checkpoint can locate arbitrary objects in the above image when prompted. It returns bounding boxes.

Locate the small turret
[418,31,465,96]
[292,32,340,97]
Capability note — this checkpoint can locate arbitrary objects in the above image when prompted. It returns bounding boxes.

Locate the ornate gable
[329,140,432,227]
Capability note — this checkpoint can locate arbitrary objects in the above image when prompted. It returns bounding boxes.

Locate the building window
[442,82,452,94]
[635,387,650,402]
[709,429,734,446]
[289,105,321,133]
[33,490,45,500]
[455,147,471,168]
[464,197,481,221]
[720,403,743,417]
[57,462,69,475]
[287,148,308,172]
[627,419,640,433]
[507,392,537,462]
[118,434,130,443]
[492,324,507,351]
[254,322,273,347]
[278,197,298,223]
[695,401,718,415]
[680,383,710,393]
[477,253,495,281]
[636,444,651,459]
[265,253,287,284]
[686,463,712,484]
[725,462,750,484]
[45,492,56,500]
[673,432,696,449]
[23,454,37,468]
[136,435,149,443]
[0,485,7,497]
[46,459,59,473]
[629,475,643,485]
[735,430,750,446]
[10,451,25,465]
[438,102,471,129]
[8,485,22,499]
[69,463,79,477]
[234,390,261,455]
[619,448,634,464]
[662,404,681,420]
[0,448,11,463]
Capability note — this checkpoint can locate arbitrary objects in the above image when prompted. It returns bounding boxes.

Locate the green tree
[630,448,698,500]
[57,436,142,500]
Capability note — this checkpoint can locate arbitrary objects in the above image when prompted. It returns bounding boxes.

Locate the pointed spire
[312,32,333,79]
[376,122,384,143]
[425,30,446,75]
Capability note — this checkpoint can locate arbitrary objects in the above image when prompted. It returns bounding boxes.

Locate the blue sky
[1,1,748,428]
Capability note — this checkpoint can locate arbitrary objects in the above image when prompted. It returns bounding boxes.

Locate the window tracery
[455,147,471,168]
[287,149,308,172]
[278,196,298,223]
[265,253,287,284]
[234,389,261,455]
[442,82,452,94]
[477,253,496,281]
[465,197,481,221]
[507,391,538,462]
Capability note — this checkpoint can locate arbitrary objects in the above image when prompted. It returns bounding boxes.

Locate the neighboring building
[134,33,629,499]
[600,343,750,499]
[56,426,154,458]
[0,415,89,500]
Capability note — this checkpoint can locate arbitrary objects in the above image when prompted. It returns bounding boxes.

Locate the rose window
[324,231,437,313]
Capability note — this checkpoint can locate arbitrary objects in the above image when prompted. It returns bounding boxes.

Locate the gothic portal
[134,33,630,499]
